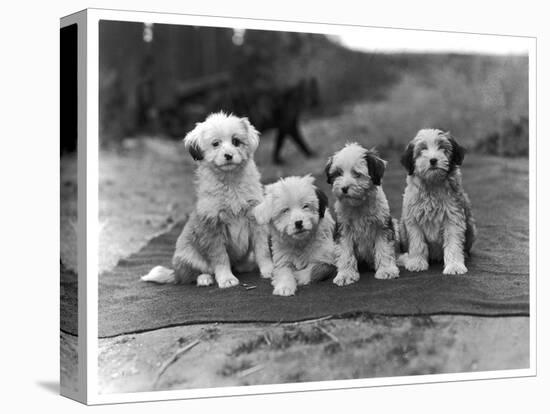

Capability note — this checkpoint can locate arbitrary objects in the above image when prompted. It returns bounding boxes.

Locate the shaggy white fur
[326,143,400,286]
[141,112,273,288]
[253,175,337,296]
[398,129,477,275]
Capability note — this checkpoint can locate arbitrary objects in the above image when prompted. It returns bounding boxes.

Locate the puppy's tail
[141,266,176,284]
[311,263,337,282]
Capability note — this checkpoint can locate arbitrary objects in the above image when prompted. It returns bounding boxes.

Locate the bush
[353,55,528,153]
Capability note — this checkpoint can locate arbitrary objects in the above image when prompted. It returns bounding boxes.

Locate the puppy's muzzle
[342,186,349,194]
[429,158,437,166]
[294,220,303,230]
[224,153,233,161]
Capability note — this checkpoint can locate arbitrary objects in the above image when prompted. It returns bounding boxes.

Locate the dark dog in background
[227,78,320,164]
[159,77,320,165]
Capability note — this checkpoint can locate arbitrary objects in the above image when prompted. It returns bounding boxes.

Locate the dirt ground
[97,315,528,393]
[60,103,530,394]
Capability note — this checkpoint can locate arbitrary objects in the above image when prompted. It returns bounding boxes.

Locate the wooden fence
[99,20,237,141]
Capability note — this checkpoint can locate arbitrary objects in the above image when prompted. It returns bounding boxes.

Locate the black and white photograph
[58,8,533,402]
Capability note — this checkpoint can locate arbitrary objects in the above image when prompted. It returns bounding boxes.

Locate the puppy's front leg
[211,247,239,288]
[334,235,360,286]
[400,221,429,272]
[442,221,467,275]
[252,224,274,279]
[272,265,297,296]
[374,231,399,280]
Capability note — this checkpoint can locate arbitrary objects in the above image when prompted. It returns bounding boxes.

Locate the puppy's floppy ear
[253,185,274,225]
[446,132,466,167]
[400,143,415,176]
[315,188,329,219]
[364,151,386,186]
[240,117,260,153]
[325,156,335,184]
[183,122,205,161]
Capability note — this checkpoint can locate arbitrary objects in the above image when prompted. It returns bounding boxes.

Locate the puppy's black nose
[430,158,437,166]
[224,153,233,161]
[342,186,348,194]
[295,220,303,230]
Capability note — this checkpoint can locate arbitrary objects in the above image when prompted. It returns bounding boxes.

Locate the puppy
[253,175,337,296]
[141,112,273,288]
[398,128,477,275]
[325,143,400,286]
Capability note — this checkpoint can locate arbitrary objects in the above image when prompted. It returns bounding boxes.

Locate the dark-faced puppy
[326,143,400,286]
[399,128,477,274]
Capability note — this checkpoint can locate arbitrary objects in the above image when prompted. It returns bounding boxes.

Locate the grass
[348,332,385,347]
[200,326,221,341]
[218,359,254,377]
[230,325,332,357]
[225,317,459,376]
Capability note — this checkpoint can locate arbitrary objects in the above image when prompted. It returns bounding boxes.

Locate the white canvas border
[75,7,536,405]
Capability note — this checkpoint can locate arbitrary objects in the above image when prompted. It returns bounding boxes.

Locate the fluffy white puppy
[398,128,477,275]
[325,143,400,286]
[141,112,273,288]
[253,175,337,296]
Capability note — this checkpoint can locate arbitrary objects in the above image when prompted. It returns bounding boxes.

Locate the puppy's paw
[196,273,214,286]
[259,262,274,279]
[272,280,297,296]
[396,254,407,267]
[295,268,311,286]
[403,256,429,272]
[375,265,400,280]
[333,270,360,286]
[443,262,467,275]
[216,274,240,289]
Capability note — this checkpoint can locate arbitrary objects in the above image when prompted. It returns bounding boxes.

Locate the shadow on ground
[36,381,60,395]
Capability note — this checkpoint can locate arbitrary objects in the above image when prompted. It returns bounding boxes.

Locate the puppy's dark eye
[232,136,242,147]
[212,141,220,147]
[351,170,361,178]
[303,203,310,209]
[281,208,290,215]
